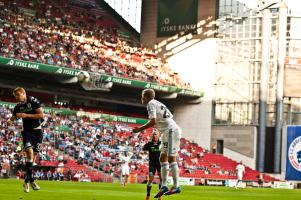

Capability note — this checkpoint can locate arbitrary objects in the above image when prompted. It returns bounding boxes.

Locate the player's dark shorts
[21,129,43,153]
[149,162,161,176]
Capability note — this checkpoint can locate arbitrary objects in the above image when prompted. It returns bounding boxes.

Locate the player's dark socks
[147,185,152,196]
[159,183,161,189]
[25,162,34,183]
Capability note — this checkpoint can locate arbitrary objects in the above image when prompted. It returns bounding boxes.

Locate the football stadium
[0,0,301,199]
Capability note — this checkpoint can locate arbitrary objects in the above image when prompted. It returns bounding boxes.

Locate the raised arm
[133,118,156,133]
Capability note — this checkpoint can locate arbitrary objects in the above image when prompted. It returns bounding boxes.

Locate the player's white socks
[169,162,179,188]
[160,162,169,187]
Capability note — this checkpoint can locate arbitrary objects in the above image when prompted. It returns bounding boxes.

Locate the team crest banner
[286,126,301,180]
[157,0,198,37]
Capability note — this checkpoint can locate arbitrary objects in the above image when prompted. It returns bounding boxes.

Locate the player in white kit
[235,161,245,189]
[119,152,131,186]
[133,89,181,198]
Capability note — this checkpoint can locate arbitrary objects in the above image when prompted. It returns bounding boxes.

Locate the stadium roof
[103,0,142,32]
[71,0,140,41]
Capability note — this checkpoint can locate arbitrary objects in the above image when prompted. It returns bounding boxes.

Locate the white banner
[206,180,224,186]
[225,179,246,188]
[167,177,195,186]
[272,181,294,189]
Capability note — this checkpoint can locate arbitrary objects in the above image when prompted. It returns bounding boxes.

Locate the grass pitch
[0,179,300,200]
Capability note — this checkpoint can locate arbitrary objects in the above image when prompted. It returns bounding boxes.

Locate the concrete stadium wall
[168,38,216,150]
[140,0,217,149]
[171,99,213,150]
[211,126,257,168]
[224,147,256,170]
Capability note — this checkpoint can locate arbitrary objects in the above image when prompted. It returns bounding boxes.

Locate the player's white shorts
[160,126,181,156]
[121,166,130,176]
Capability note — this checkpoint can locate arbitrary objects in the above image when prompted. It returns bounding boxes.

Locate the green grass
[0,179,301,200]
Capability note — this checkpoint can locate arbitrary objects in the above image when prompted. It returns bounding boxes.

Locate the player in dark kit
[143,131,162,200]
[7,87,44,193]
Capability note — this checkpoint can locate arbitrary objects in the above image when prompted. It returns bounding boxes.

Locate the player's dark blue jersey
[143,141,161,165]
[13,96,43,131]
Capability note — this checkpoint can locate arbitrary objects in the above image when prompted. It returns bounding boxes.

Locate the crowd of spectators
[0,0,191,89]
[0,105,25,178]
[0,103,241,181]
[0,104,151,180]
[34,170,64,181]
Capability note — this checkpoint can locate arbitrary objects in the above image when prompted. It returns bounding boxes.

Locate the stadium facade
[140,0,301,175]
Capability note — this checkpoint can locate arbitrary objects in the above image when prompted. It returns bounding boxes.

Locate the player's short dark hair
[13,87,26,95]
[142,89,155,100]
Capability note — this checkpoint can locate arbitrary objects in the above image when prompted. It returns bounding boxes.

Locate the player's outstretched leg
[23,183,29,193]
[154,185,169,198]
[24,157,34,192]
[158,183,162,200]
[27,149,41,191]
[235,180,240,189]
[30,182,40,190]
[165,162,181,196]
[124,175,129,187]
[154,162,169,198]
[146,183,151,200]
[164,186,181,195]
[25,161,40,191]
[120,175,124,186]
[158,174,162,200]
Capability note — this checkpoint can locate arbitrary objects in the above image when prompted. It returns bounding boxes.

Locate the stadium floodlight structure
[256,0,286,174]
[257,0,287,173]
[215,0,291,172]
[257,0,279,11]
[274,1,287,174]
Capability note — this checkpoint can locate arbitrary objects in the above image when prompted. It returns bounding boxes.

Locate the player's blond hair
[13,87,26,95]
[142,89,155,100]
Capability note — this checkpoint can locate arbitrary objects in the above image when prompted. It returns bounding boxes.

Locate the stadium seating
[0,104,278,183]
[0,0,190,89]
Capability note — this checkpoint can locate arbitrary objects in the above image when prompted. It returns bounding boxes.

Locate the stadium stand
[0,0,190,89]
[0,104,278,183]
